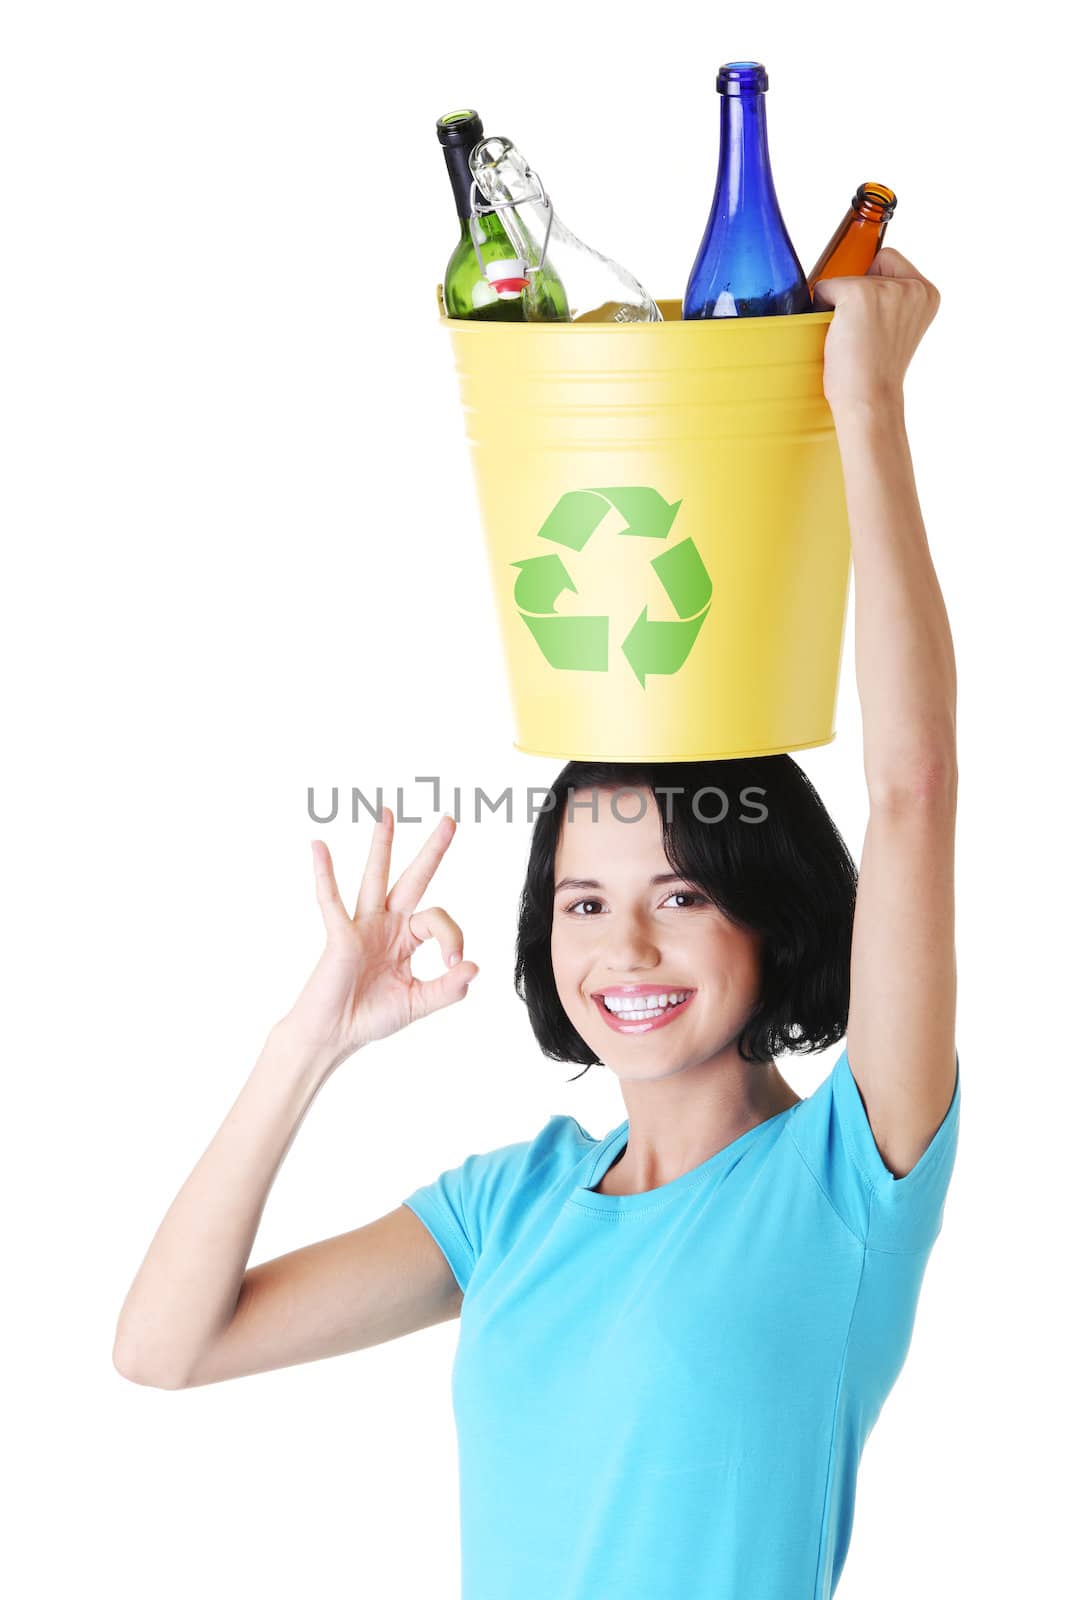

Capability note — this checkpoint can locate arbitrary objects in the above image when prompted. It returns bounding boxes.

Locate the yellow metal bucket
[440,293,851,761]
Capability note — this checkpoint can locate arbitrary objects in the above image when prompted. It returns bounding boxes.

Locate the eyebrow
[554,873,689,895]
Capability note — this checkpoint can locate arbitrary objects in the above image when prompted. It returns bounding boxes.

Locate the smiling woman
[396,248,962,1600]
[112,248,960,1600]
[395,752,960,1597]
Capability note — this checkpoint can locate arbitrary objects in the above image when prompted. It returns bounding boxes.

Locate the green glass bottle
[436,109,567,321]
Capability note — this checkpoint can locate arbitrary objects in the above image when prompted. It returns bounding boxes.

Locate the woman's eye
[565,891,707,915]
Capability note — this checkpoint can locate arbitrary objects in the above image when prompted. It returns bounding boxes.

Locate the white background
[3,2,1063,1595]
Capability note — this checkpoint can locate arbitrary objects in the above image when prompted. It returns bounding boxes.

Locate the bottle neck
[715,92,778,213]
[443,141,478,221]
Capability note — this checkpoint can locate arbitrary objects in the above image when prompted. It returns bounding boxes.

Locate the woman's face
[550,787,762,1080]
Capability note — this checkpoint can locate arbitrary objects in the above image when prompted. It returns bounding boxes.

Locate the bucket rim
[436,286,834,330]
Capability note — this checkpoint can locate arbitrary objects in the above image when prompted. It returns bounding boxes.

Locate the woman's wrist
[261,1015,360,1089]
[829,387,907,438]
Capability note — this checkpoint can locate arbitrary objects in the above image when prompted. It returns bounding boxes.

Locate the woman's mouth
[592,987,696,1034]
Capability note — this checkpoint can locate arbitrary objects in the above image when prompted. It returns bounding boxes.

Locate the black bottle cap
[437,110,484,148]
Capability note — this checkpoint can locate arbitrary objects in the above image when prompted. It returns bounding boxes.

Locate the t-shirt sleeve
[788,1042,961,1253]
[401,1134,535,1293]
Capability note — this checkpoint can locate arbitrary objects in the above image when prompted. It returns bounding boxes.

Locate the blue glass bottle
[684,62,812,319]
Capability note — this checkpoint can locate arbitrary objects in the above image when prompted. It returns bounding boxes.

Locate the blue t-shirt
[402,1043,961,1600]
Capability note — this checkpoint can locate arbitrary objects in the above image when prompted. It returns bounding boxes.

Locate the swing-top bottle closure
[467,170,554,293]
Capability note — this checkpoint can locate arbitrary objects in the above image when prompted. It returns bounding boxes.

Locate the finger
[407,905,466,968]
[868,247,940,322]
[311,840,351,936]
[410,960,481,1022]
[814,246,928,308]
[386,814,457,914]
[867,245,925,280]
[354,807,395,918]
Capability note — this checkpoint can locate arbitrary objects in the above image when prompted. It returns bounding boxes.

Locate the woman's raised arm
[112,810,478,1388]
[812,248,958,1178]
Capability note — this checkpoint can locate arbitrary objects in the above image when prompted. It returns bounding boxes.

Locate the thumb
[810,274,850,310]
[412,960,481,1020]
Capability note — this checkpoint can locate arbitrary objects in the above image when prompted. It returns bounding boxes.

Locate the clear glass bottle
[683,62,811,319]
[469,135,662,324]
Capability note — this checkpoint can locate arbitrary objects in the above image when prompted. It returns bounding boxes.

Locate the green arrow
[590,488,681,541]
[535,491,610,552]
[650,538,713,616]
[622,604,711,688]
[535,487,682,550]
[511,554,577,614]
[521,614,610,671]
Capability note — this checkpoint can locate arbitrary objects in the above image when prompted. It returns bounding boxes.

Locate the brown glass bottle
[807,183,897,289]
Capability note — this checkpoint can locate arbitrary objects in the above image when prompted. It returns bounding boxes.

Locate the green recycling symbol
[511,488,712,687]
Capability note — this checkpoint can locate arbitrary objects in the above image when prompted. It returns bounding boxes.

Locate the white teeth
[602,991,691,1015]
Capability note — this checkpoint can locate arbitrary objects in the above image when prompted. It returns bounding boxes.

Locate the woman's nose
[602,920,660,971]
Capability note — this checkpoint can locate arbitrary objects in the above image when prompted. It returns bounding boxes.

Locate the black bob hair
[514,757,857,1078]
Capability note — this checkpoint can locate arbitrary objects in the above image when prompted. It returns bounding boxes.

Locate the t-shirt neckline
[567,1102,800,1215]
